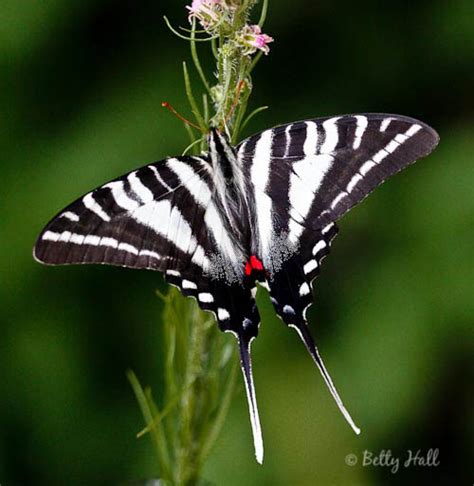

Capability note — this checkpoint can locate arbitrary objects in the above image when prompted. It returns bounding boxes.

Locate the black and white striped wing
[34,154,261,332]
[239,113,440,246]
[34,156,216,274]
[237,113,439,435]
[34,154,264,462]
[167,266,263,462]
[238,113,439,291]
[34,155,257,332]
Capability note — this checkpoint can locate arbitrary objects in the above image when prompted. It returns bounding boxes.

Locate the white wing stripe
[299,282,311,296]
[321,223,334,235]
[358,123,422,177]
[303,259,318,275]
[347,173,363,193]
[101,237,118,248]
[406,124,422,137]
[139,249,161,259]
[104,181,140,211]
[385,139,401,154]
[373,149,389,164]
[84,235,100,246]
[395,133,409,144]
[193,156,212,174]
[148,165,172,191]
[60,211,80,222]
[360,160,377,175]
[182,279,198,290]
[303,122,318,155]
[167,158,210,206]
[42,230,62,242]
[41,231,162,260]
[251,130,274,258]
[131,200,209,270]
[83,193,111,222]
[128,171,154,203]
[380,118,393,132]
[117,242,138,255]
[330,192,348,211]
[198,292,214,303]
[69,233,85,245]
[284,124,293,157]
[288,154,334,244]
[320,117,340,153]
[218,308,231,320]
[353,115,368,150]
[312,240,326,256]
[167,158,239,266]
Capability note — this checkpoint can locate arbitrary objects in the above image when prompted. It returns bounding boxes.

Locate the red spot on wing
[245,255,264,276]
[245,261,252,276]
[250,255,264,271]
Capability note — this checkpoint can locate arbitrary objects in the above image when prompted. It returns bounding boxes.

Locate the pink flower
[188,0,221,11]
[187,0,222,29]
[238,25,274,56]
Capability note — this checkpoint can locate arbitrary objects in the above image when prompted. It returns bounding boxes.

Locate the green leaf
[127,370,171,479]
[183,62,207,132]
[241,105,269,132]
[163,16,218,42]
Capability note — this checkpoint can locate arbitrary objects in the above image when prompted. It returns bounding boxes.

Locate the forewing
[36,156,232,276]
[238,112,440,314]
[238,113,439,258]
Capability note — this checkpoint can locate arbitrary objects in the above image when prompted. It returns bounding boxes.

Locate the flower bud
[187,0,222,30]
[237,24,274,56]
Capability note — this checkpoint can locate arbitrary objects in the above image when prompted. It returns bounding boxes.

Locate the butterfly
[34,113,439,463]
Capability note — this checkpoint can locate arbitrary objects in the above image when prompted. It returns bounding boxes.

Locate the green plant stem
[175,306,209,484]
[258,0,269,27]
[190,20,212,94]
[199,355,239,463]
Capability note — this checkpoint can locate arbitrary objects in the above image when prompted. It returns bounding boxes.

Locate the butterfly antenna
[161,101,204,132]
[237,333,264,464]
[289,322,361,435]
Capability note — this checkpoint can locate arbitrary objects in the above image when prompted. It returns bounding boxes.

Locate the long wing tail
[238,333,264,464]
[289,321,360,435]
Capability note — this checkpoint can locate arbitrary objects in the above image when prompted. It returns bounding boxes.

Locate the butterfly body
[34,114,439,463]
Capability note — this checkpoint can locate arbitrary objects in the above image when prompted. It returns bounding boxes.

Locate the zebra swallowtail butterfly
[34,113,439,463]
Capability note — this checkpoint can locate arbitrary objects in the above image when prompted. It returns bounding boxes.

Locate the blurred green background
[1,0,473,484]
